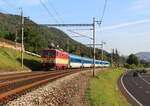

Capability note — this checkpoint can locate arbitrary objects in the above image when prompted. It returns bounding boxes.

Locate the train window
[70,58,81,63]
[49,51,56,56]
[42,51,48,56]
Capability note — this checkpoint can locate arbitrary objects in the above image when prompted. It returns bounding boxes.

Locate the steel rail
[0,70,80,103]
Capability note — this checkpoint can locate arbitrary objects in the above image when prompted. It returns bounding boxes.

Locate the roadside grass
[0,47,41,71]
[85,68,130,106]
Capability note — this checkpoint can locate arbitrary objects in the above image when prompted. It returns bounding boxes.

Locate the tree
[0,12,112,59]
[112,48,120,67]
[140,59,150,68]
[126,54,139,65]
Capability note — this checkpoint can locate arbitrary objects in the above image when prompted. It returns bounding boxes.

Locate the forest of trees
[0,12,114,61]
[125,54,145,69]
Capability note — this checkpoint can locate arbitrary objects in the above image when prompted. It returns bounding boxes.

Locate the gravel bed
[4,69,97,106]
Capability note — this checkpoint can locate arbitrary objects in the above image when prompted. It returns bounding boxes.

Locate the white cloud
[102,19,150,30]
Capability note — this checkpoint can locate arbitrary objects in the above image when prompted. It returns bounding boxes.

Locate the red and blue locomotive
[41,49,110,70]
[42,49,68,70]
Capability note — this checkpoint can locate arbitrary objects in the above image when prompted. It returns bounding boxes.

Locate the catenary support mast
[21,9,24,69]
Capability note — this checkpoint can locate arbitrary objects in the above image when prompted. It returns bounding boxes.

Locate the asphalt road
[122,71,150,106]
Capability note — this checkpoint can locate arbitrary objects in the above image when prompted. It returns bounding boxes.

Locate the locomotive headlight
[49,59,55,63]
[42,58,47,63]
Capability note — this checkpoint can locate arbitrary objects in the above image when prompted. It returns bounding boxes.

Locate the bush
[130,64,136,69]
[124,63,142,69]
[137,64,144,68]
[124,63,130,69]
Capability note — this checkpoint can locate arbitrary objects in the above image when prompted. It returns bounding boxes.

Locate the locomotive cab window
[42,51,49,56]
[49,51,56,56]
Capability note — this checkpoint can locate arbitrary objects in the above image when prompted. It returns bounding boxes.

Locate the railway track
[0,69,81,104]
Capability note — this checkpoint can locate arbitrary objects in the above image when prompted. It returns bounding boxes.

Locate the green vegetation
[112,48,126,67]
[0,12,111,60]
[0,47,41,71]
[86,68,130,106]
[126,54,139,65]
[139,59,150,68]
[125,54,144,69]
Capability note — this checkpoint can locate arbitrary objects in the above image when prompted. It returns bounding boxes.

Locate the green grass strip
[86,68,130,106]
[0,47,41,71]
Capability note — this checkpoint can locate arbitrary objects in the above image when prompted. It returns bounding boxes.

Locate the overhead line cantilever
[41,24,93,27]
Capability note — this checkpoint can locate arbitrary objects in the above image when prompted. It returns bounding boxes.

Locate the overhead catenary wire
[39,0,59,23]
[47,0,64,23]
[97,0,108,45]
[67,29,93,40]
[100,0,108,24]
[67,28,93,31]
[96,0,108,29]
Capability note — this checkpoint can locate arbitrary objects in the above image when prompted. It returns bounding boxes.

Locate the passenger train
[41,49,110,70]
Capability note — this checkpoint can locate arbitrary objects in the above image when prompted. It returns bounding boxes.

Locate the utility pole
[101,43,104,61]
[67,38,69,52]
[21,8,24,69]
[15,27,18,48]
[101,41,106,61]
[111,49,114,67]
[93,17,96,77]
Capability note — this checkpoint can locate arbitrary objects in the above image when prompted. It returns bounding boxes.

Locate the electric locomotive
[41,49,110,70]
[41,49,68,70]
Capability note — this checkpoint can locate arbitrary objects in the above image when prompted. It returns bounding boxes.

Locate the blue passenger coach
[69,53,110,68]
[69,54,82,68]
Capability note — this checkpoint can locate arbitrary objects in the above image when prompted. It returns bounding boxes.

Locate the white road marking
[139,86,143,89]
[138,74,150,85]
[121,73,143,106]
[145,90,150,94]
[131,78,139,86]
[141,74,150,78]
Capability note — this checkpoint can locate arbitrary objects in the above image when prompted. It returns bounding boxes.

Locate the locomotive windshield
[42,50,56,57]
[49,50,56,56]
[42,50,48,56]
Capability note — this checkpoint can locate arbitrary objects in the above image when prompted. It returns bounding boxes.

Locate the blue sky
[0,0,150,55]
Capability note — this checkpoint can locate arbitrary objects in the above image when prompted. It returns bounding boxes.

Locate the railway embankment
[0,47,41,72]
[3,68,130,106]
[4,69,93,106]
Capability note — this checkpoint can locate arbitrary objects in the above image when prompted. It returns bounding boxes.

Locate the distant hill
[0,12,77,53]
[0,12,110,60]
[136,52,150,61]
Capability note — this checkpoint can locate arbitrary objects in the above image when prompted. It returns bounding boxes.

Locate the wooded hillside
[0,12,110,60]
